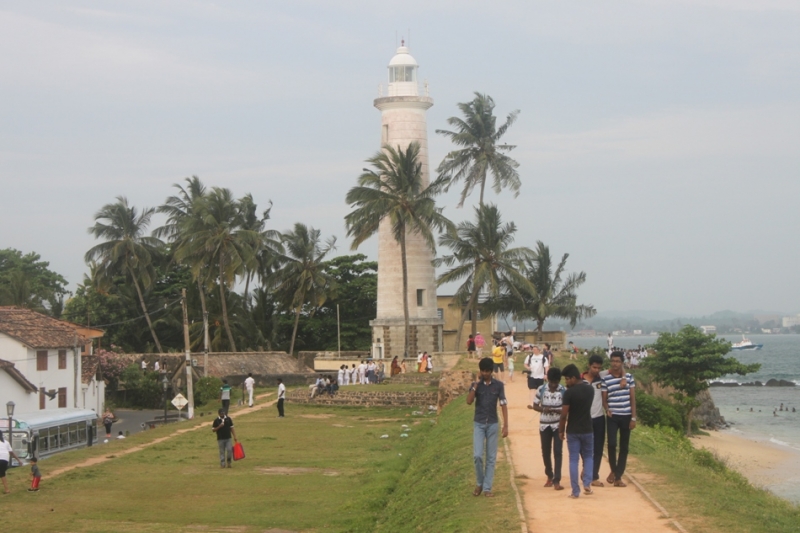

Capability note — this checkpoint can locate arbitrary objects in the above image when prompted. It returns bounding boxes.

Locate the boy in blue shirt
[467,357,509,497]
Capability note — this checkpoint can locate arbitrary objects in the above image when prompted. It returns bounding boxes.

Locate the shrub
[636,391,684,432]
[194,377,223,407]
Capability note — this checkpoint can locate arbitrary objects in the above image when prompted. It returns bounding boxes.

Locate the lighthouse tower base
[370,318,443,359]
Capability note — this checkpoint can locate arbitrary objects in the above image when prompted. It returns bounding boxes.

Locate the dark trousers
[592,416,606,481]
[540,426,562,483]
[606,415,632,479]
[221,399,230,414]
[277,398,285,417]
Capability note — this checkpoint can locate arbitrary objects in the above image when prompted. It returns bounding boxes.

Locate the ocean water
[569,334,800,503]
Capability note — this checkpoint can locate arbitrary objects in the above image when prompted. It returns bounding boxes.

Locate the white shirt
[141,361,147,370]
[154,361,160,371]
[278,383,286,399]
[358,363,366,374]
[244,377,255,391]
[0,440,13,462]
[525,353,548,379]
[338,368,345,379]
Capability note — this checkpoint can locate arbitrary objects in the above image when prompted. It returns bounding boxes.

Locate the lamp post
[6,401,15,453]
[161,376,169,426]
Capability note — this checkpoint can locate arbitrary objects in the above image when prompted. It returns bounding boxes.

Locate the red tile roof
[0,358,38,393]
[81,355,100,384]
[0,306,95,349]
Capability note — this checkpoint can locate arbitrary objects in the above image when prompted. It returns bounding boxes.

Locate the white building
[0,307,104,415]
[369,43,444,358]
[700,325,717,334]
[782,314,800,328]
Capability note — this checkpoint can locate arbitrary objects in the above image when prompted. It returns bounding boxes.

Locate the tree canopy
[644,325,760,435]
[0,248,69,315]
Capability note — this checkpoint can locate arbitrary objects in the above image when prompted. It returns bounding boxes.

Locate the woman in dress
[391,356,401,376]
[418,353,428,373]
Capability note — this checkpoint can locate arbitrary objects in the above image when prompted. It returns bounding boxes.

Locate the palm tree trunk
[243,272,251,311]
[289,305,301,358]
[479,178,486,207]
[129,267,163,353]
[399,230,410,357]
[537,320,544,343]
[218,258,237,352]
[685,406,694,437]
[454,285,480,353]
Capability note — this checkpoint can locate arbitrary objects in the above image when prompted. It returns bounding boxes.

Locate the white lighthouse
[370,43,444,359]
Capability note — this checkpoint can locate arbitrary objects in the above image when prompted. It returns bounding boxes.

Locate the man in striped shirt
[601,351,637,487]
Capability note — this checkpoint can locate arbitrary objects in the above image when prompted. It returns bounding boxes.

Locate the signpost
[172,393,188,421]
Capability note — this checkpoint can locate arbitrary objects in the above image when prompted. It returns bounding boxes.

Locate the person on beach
[525,346,549,409]
[602,351,637,487]
[220,379,233,414]
[558,364,595,499]
[277,378,286,418]
[245,373,256,407]
[28,456,41,492]
[534,367,565,490]
[212,409,238,468]
[467,357,509,497]
[582,354,608,486]
[467,334,477,359]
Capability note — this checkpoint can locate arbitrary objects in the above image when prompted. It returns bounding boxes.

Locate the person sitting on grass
[466,357,509,498]
[533,367,565,491]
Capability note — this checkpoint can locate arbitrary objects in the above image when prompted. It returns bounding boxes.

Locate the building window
[37,350,48,371]
[417,289,425,307]
[39,388,46,410]
[58,349,67,369]
[467,309,483,321]
[437,308,444,320]
[58,387,67,408]
[382,124,389,143]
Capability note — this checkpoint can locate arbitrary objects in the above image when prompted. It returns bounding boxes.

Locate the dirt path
[48,393,276,479]
[505,377,678,532]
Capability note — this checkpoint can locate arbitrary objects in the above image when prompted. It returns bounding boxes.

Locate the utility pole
[181,288,194,419]
[337,304,341,358]
[203,310,210,378]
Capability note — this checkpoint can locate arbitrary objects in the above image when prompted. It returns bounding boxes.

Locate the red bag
[232,441,245,461]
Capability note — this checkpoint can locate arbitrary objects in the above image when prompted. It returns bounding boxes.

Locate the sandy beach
[693,429,800,500]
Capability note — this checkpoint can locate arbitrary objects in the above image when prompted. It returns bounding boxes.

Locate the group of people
[466,332,488,359]
[470,348,637,500]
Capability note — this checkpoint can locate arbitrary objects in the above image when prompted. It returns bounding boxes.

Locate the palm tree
[345,142,452,355]
[86,197,165,352]
[174,187,261,352]
[436,92,521,207]
[494,241,596,341]
[155,176,212,338]
[237,194,283,309]
[434,204,533,351]
[272,223,336,358]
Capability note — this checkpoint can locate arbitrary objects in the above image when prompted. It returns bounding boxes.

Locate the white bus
[1,409,98,465]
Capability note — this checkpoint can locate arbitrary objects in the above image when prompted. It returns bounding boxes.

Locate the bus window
[69,424,78,445]
[78,424,87,443]
[48,428,58,450]
[38,430,49,453]
[59,425,69,448]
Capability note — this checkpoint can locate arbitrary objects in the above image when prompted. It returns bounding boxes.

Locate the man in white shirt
[141,359,147,371]
[358,361,367,385]
[337,365,345,386]
[244,373,256,407]
[524,346,549,409]
[349,364,358,385]
[154,360,160,372]
[276,378,286,418]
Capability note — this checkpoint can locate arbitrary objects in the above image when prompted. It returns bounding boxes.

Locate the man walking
[467,357,509,498]
[211,408,237,468]
[492,341,507,381]
[277,378,286,418]
[244,373,255,407]
[524,345,549,409]
[533,367,565,490]
[467,334,476,359]
[582,354,608,487]
[219,379,232,414]
[602,351,637,487]
[558,364,595,499]
[475,332,485,358]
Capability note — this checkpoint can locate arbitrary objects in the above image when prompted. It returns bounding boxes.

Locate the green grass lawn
[0,393,520,532]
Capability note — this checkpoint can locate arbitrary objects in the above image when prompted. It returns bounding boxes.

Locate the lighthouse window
[417,289,425,307]
[390,66,415,83]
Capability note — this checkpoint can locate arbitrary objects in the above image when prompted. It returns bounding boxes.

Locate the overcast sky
[1,1,798,317]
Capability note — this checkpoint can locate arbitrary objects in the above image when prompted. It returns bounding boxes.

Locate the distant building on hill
[700,325,717,334]
[782,314,800,328]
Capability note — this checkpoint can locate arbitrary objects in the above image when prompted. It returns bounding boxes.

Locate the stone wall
[437,370,475,412]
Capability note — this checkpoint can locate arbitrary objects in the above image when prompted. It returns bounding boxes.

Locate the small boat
[731,336,763,351]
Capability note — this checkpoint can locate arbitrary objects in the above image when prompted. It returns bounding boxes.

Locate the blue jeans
[566,432,594,496]
[473,422,499,492]
[217,438,233,466]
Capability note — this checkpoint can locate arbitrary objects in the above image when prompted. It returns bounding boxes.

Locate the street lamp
[161,376,169,426]
[6,401,15,452]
